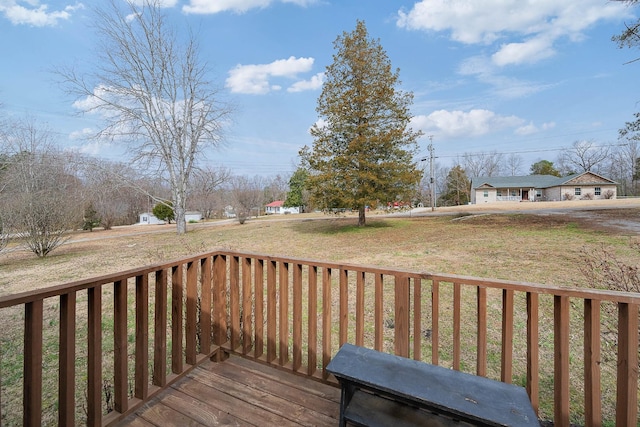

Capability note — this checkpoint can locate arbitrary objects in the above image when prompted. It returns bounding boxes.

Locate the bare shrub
[579,241,640,347]
[0,216,9,254]
[603,189,615,199]
[580,192,595,200]
[579,241,640,293]
[563,192,574,200]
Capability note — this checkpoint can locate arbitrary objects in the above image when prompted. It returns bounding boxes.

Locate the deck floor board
[114,355,340,427]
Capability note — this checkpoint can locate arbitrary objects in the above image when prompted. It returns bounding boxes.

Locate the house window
[536,190,542,198]
[483,190,488,198]
[142,216,148,222]
[510,190,516,197]
[497,190,502,197]
[574,188,581,196]
[595,187,601,196]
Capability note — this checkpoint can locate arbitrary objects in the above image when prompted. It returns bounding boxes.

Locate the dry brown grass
[0,203,639,424]
[1,204,639,295]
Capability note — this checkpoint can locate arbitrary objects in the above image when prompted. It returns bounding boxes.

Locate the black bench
[326,344,539,427]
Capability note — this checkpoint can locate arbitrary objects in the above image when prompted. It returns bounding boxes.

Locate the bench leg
[339,382,357,427]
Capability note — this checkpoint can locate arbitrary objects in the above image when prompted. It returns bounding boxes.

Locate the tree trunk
[358,206,366,226]
[174,204,186,234]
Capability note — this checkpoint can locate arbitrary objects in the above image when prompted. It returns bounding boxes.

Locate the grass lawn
[2,208,639,293]
[0,206,638,424]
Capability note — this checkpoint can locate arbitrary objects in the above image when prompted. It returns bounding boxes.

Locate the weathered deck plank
[114,355,340,426]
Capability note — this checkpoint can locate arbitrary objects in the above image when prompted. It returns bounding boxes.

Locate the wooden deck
[114,355,341,426]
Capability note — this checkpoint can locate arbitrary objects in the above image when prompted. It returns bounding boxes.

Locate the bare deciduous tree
[81,158,146,229]
[505,153,524,176]
[462,151,503,178]
[58,0,231,234]
[230,176,265,224]
[263,174,290,204]
[1,119,83,257]
[604,139,640,196]
[557,140,609,174]
[189,165,232,219]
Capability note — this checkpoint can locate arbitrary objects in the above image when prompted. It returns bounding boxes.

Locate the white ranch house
[265,200,300,215]
[470,172,617,204]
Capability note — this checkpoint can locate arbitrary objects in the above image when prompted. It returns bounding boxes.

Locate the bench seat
[326,343,539,427]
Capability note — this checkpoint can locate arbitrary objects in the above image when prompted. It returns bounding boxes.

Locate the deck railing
[0,250,638,426]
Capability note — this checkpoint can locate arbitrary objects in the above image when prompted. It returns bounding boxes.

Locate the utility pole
[428,136,436,211]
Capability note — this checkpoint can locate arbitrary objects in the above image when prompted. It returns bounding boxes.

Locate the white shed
[138,212,165,225]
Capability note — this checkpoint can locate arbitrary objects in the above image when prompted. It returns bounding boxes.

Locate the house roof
[265,200,284,208]
[470,172,617,190]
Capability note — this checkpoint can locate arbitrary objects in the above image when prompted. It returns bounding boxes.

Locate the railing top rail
[0,250,220,309]
[2,249,638,309]
[428,272,640,305]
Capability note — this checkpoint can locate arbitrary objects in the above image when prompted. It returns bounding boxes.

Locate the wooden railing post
[229,256,240,351]
[293,263,303,371]
[476,286,487,377]
[212,255,227,348]
[356,271,365,347]
[254,259,264,358]
[374,273,383,351]
[453,282,461,370]
[59,292,76,426]
[135,274,149,399]
[186,262,198,365]
[308,265,318,376]
[266,260,277,363]
[339,268,348,346]
[24,300,43,427]
[200,257,212,355]
[501,289,514,383]
[526,292,539,414]
[171,265,184,374]
[584,298,601,427]
[279,261,290,366]
[413,278,422,361]
[616,302,639,426]
[154,269,168,387]
[322,267,332,379]
[87,287,102,426]
[554,295,570,427]
[394,275,410,358]
[431,280,440,366]
[113,279,128,413]
[242,257,253,355]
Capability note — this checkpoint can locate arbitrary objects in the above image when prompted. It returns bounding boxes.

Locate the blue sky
[1,0,638,177]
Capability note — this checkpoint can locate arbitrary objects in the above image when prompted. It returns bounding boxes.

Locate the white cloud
[308,118,327,134]
[458,55,556,99]
[397,0,629,67]
[515,121,556,136]
[412,109,524,138]
[0,1,84,27]
[69,127,94,140]
[287,72,324,93]
[183,0,317,14]
[70,140,110,157]
[492,37,556,67]
[226,56,315,94]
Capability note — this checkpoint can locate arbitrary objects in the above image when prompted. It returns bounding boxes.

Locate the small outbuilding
[138,212,165,225]
[139,211,202,224]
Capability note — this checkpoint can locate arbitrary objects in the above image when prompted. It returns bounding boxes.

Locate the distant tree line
[0,116,295,257]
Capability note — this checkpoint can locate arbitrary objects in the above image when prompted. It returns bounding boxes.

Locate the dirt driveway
[407,198,640,234]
